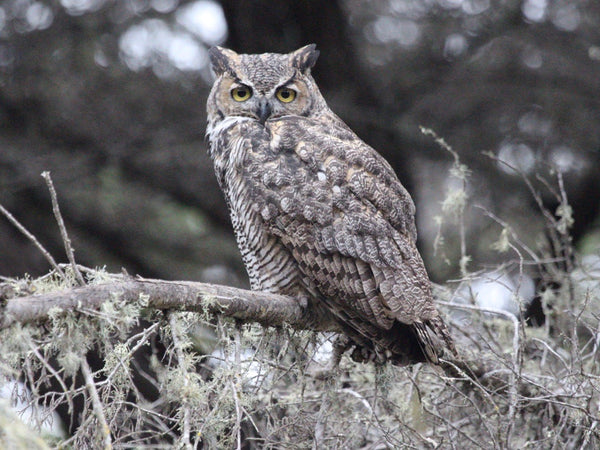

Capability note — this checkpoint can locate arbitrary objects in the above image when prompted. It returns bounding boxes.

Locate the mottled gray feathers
[206,45,456,364]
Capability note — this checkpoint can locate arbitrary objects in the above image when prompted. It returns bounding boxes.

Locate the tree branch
[0,274,502,391]
[1,277,306,330]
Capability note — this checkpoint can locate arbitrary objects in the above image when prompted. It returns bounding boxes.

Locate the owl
[206,44,456,364]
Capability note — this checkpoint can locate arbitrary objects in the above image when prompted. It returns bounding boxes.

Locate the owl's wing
[239,115,444,339]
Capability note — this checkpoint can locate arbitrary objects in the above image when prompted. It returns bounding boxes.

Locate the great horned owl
[206,44,455,364]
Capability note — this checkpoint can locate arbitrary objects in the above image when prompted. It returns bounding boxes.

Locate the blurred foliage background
[1,0,599,286]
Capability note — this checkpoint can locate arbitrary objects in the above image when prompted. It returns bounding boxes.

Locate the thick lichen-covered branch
[1,277,305,330]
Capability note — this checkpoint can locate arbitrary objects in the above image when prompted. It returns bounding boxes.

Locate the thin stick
[230,380,243,450]
[474,206,542,265]
[168,312,193,450]
[313,387,332,450]
[0,203,66,279]
[232,321,243,450]
[439,299,522,436]
[29,342,75,416]
[41,171,85,286]
[556,171,575,307]
[421,127,470,275]
[81,357,113,450]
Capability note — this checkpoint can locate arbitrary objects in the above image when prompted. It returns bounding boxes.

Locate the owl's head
[207,44,327,124]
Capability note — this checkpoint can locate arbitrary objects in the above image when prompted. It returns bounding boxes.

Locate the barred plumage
[206,44,456,364]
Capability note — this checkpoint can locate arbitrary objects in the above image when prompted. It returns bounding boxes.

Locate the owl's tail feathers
[414,316,458,364]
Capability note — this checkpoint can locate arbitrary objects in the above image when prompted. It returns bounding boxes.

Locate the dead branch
[0,274,525,395]
[0,203,66,279]
[41,172,85,286]
[1,276,306,331]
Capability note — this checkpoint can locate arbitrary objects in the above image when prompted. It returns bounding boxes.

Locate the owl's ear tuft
[209,46,238,77]
[290,44,319,74]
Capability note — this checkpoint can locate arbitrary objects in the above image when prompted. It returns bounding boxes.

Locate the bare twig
[232,321,243,450]
[438,300,521,406]
[313,385,333,450]
[101,322,161,384]
[421,127,471,276]
[168,312,193,450]
[41,171,85,286]
[0,203,66,279]
[29,342,75,416]
[475,206,543,266]
[556,171,575,307]
[81,357,112,450]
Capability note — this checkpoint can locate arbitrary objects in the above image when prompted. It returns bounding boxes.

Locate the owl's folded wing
[242,116,438,332]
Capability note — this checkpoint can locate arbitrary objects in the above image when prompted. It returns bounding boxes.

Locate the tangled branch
[1,164,599,448]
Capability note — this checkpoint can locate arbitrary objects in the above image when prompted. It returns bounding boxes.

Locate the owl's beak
[257,98,271,124]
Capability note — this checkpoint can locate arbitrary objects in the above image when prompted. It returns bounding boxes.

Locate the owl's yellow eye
[231,86,252,102]
[276,87,296,103]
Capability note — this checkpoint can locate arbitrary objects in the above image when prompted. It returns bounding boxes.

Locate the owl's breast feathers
[212,115,455,363]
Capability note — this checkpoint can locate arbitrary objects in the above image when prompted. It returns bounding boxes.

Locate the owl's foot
[309,335,350,380]
[310,335,390,379]
[349,344,389,365]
